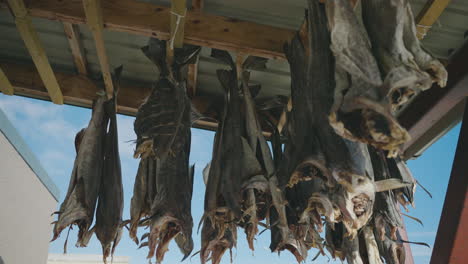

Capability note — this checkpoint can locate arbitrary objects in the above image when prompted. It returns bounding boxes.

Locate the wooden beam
[416,0,452,40]
[186,0,203,98]
[430,102,468,264]
[82,0,113,99]
[7,0,63,104]
[187,56,198,98]
[0,62,277,137]
[0,62,220,131]
[0,67,15,95]
[63,22,88,75]
[192,0,204,11]
[399,42,468,159]
[24,0,293,59]
[170,0,186,49]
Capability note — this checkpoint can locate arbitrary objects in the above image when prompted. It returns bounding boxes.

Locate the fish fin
[399,239,430,248]
[211,49,235,70]
[141,38,169,77]
[375,179,411,192]
[189,164,195,193]
[202,161,211,186]
[248,84,262,99]
[174,45,201,67]
[401,213,424,226]
[415,179,432,198]
[216,69,236,94]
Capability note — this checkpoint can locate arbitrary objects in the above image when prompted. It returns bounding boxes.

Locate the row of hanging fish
[50,0,446,263]
[270,0,443,263]
[51,68,124,263]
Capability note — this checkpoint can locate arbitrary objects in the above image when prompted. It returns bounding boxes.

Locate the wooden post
[416,0,452,40]
[170,0,187,49]
[186,0,202,98]
[430,99,468,264]
[63,22,88,75]
[0,67,15,95]
[7,0,63,104]
[83,0,113,99]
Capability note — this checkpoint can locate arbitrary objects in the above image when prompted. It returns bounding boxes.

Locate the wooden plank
[430,102,468,264]
[0,62,221,131]
[0,67,15,95]
[25,0,293,59]
[399,42,468,158]
[7,0,63,104]
[63,22,88,75]
[170,0,186,49]
[82,0,113,99]
[186,0,203,98]
[192,0,204,11]
[1,62,277,137]
[187,56,198,98]
[416,0,452,40]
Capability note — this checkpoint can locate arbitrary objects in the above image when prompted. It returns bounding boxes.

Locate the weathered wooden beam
[82,0,113,99]
[400,42,468,159]
[187,56,199,98]
[416,0,451,40]
[186,0,203,98]
[0,62,220,131]
[0,67,15,95]
[63,22,88,75]
[430,102,468,264]
[192,0,204,11]
[7,0,63,104]
[24,0,293,59]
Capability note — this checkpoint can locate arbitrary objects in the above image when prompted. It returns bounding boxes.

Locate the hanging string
[416,24,432,39]
[170,9,187,50]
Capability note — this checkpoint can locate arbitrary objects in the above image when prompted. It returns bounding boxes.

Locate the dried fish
[387,156,416,211]
[369,147,403,241]
[94,70,124,263]
[200,49,243,263]
[325,0,410,156]
[130,38,198,263]
[362,0,446,112]
[283,0,376,246]
[51,94,108,247]
[374,227,406,264]
[134,39,199,161]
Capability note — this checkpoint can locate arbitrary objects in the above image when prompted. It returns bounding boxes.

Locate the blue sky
[0,94,461,264]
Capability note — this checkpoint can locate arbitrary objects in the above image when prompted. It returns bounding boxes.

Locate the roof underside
[1,0,467,99]
[0,0,467,157]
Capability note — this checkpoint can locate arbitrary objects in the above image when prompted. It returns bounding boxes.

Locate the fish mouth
[201,237,232,264]
[351,193,370,218]
[288,158,331,188]
[329,97,410,157]
[146,215,183,263]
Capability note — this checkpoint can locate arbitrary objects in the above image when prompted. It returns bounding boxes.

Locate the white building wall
[48,254,129,264]
[0,133,57,264]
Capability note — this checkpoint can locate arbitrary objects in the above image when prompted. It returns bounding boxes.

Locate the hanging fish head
[332,174,375,237]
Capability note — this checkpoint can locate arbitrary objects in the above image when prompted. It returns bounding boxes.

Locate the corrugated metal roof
[0,0,467,101]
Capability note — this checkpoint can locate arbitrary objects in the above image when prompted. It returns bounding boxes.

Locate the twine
[170,9,187,49]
